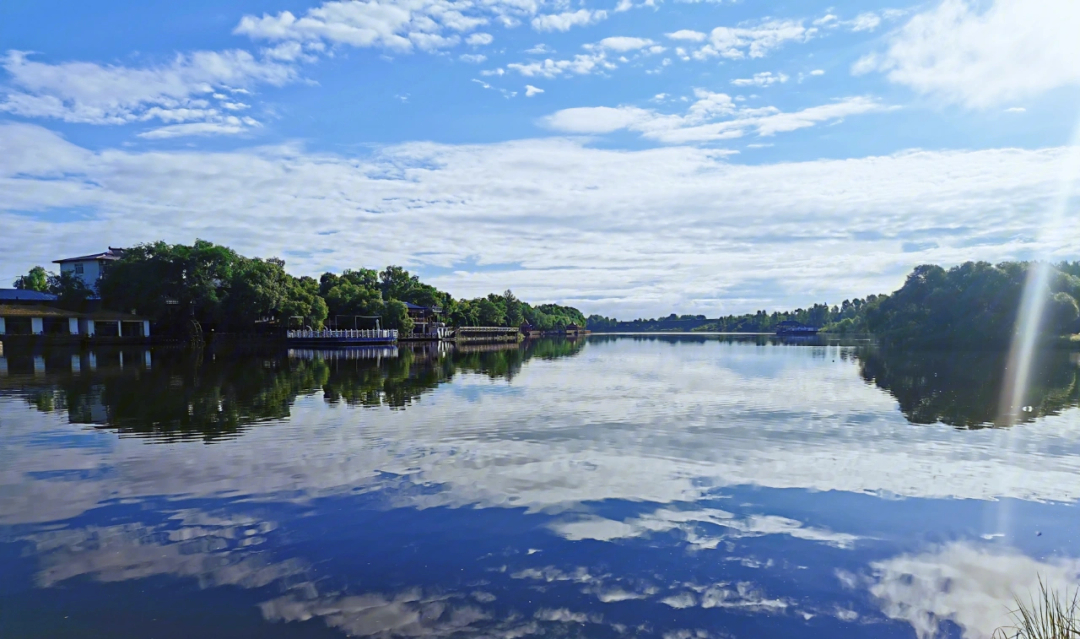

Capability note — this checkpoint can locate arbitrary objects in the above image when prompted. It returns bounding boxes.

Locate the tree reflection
[855,346,1080,428]
[2,338,586,442]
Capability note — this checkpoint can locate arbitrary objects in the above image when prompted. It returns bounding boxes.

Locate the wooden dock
[286,329,398,346]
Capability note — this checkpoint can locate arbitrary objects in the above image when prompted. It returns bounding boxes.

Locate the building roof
[0,289,58,302]
[0,304,78,318]
[54,247,126,264]
[403,302,442,312]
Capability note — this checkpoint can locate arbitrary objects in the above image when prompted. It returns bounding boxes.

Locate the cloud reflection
[870,542,1080,639]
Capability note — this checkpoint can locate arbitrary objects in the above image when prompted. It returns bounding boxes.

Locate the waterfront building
[53,247,126,291]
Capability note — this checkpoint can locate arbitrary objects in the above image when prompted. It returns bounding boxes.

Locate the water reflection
[855,347,1080,428]
[0,338,587,442]
[1,336,1079,639]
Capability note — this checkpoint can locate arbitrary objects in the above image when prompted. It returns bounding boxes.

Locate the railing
[287,329,398,340]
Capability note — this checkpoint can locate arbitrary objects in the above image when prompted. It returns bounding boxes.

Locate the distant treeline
[13,240,586,332]
[587,261,1080,345]
[585,301,877,333]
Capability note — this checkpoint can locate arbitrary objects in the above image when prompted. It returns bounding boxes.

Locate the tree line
[585,261,1080,345]
[12,240,586,333]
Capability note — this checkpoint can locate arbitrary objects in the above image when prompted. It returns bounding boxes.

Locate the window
[74,263,84,275]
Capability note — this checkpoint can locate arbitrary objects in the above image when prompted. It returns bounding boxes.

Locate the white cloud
[480,67,505,76]
[234,0,489,53]
[525,84,544,96]
[1004,107,1026,113]
[849,11,882,31]
[0,122,1076,319]
[730,72,788,87]
[524,43,552,54]
[466,32,494,46]
[543,91,890,143]
[810,69,825,76]
[856,0,1080,107]
[872,542,1080,639]
[530,9,608,32]
[460,53,487,63]
[0,50,292,134]
[137,120,256,139]
[665,29,707,42]
[506,35,659,79]
[507,51,613,78]
[596,36,656,52]
[697,19,816,60]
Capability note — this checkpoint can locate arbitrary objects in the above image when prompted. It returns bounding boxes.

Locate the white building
[53,247,125,291]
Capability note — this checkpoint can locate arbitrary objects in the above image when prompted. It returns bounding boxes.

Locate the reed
[994,579,1080,639]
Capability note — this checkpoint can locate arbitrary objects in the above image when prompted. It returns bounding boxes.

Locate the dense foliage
[97,241,328,331]
[12,265,95,309]
[588,261,1080,344]
[85,240,585,333]
[839,261,1080,344]
[585,303,876,333]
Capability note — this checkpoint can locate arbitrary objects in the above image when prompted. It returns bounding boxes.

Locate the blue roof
[0,288,58,302]
[403,302,441,311]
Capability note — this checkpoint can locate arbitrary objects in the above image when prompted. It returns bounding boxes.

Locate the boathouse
[0,289,149,340]
[404,302,448,339]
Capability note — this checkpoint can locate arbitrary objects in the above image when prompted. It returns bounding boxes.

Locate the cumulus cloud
[596,36,656,52]
[854,0,1080,107]
[665,29,707,42]
[872,542,1080,639]
[0,50,292,134]
[530,9,607,32]
[543,91,890,143]
[0,122,1076,319]
[460,53,487,63]
[730,72,788,87]
[695,19,816,60]
[466,32,494,46]
[525,84,544,96]
[506,35,660,79]
[234,0,490,52]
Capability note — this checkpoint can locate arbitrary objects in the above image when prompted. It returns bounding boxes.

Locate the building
[403,302,448,339]
[53,247,126,291]
[0,289,148,339]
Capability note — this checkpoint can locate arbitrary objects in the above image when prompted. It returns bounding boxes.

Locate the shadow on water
[854,346,1080,428]
[0,337,587,443]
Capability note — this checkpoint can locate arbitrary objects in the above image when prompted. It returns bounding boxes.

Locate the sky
[1,0,1079,318]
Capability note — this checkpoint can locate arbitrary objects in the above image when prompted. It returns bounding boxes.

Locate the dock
[286,329,398,346]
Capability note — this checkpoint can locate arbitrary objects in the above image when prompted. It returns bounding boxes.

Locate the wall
[59,260,104,291]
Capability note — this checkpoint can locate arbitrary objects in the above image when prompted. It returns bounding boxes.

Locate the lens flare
[993,124,1080,540]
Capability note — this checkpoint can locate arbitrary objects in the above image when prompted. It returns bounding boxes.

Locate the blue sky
[2,0,1079,317]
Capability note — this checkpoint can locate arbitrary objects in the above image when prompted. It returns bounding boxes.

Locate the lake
[2,335,1080,639]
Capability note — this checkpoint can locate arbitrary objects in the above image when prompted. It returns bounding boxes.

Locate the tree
[477,297,504,326]
[99,240,243,325]
[503,290,524,326]
[48,271,94,309]
[380,265,420,302]
[13,266,49,292]
[382,299,414,333]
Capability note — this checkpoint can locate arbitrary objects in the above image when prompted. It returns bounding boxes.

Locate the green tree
[477,297,504,326]
[380,265,420,301]
[382,299,415,333]
[503,290,524,326]
[48,271,94,309]
[13,266,49,292]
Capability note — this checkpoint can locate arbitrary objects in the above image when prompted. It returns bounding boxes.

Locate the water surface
[2,336,1079,639]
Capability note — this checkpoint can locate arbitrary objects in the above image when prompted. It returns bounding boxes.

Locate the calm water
[2,336,1080,639]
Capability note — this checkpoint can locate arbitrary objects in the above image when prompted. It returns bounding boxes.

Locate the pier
[286,329,398,346]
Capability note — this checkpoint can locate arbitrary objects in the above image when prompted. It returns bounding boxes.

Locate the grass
[994,579,1080,639]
